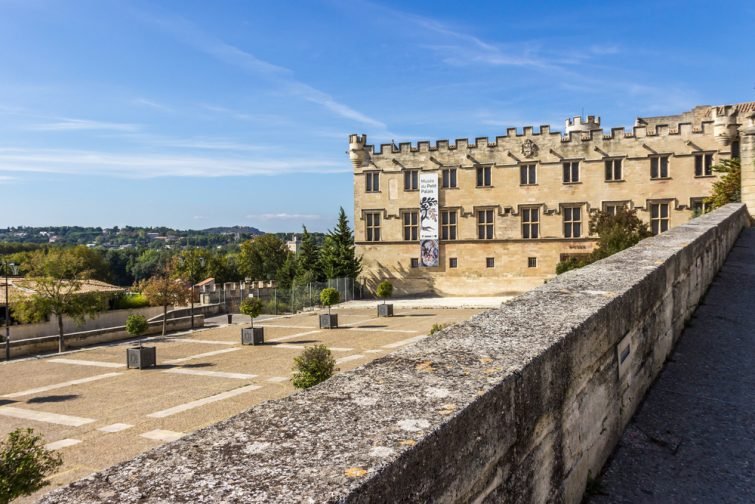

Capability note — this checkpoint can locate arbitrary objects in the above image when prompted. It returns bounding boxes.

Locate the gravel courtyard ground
[0,306,483,502]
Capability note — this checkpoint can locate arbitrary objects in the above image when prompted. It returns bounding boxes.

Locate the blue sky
[0,0,753,232]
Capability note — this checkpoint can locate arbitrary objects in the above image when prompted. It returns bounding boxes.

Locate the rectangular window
[520,164,537,185]
[650,155,670,179]
[604,159,623,181]
[649,202,670,235]
[365,212,381,242]
[694,154,713,177]
[365,172,379,193]
[476,166,491,187]
[441,210,457,241]
[486,257,495,268]
[442,168,457,188]
[562,206,582,238]
[477,209,494,240]
[691,198,711,217]
[604,202,628,216]
[521,207,539,239]
[562,161,580,183]
[404,170,419,191]
[449,257,458,268]
[402,211,418,241]
[528,257,537,268]
[410,258,419,268]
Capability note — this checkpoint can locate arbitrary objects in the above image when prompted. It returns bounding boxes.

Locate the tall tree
[277,252,298,290]
[705,158,741,209]
[129,249,171,282]
[238,234,288,282]
[12,248,108,352]
[320,207,361,279]
[296,226,323,284]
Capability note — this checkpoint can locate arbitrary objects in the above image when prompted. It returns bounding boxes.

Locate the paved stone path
[590,228,755,503]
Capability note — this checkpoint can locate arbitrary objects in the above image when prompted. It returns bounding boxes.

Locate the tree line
[1,208,359,288]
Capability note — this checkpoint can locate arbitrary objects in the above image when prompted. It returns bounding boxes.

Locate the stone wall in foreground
[42,204,750,504]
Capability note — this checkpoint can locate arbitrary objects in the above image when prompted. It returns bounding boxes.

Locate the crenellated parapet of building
[349,104,754,169]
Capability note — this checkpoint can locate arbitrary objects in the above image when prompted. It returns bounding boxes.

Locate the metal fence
[204,278,362,316]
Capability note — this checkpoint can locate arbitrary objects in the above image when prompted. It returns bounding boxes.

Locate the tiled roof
[0,279,123,304]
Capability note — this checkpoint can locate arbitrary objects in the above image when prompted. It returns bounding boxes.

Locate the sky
[0,0,753,232]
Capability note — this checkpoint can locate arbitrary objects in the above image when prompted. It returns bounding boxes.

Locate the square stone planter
[377,304,394,317]
[127,346,156,369]
[319,314,338,329]
[241,327,264,345]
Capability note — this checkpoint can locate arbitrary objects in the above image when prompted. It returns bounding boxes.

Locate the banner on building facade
[419,173,439,267]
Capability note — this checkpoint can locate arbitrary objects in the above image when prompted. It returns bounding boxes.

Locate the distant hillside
[201,226,263,235]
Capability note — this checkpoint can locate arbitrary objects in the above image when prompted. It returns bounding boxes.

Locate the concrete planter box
[377,304,394,317]
[319,314,338,329]
[127,346,156,369]
[241,327,264,345]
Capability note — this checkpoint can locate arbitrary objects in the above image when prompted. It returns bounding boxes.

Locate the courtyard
[0,306,483,501]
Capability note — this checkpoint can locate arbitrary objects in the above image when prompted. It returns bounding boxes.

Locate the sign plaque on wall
[419,173,439,267]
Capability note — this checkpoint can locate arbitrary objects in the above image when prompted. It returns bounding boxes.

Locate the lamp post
[3,260,19,361]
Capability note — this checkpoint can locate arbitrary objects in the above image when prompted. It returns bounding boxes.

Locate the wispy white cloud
[246,213,321,221]
[132,97,172,112]
[122,133,271,152]
[0,147,348,178]
[199,103,257,122]
[26,118,140,132]
[0,175,16,184]
[140,12,385,129]
[198,104,295,127]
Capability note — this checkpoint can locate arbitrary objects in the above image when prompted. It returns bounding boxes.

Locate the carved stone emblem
[521,139,538,158]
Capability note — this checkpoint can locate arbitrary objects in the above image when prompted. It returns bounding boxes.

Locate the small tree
[125,314,149,349]
[138,274,190,336]
[291,344,336,389]
[239,297,263,328]
[556,208,651,274]
[0,428,63,503]
[319,288,339,315]
[376,280,393,305]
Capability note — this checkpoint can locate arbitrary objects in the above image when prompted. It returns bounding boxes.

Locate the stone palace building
[349,101,755,296]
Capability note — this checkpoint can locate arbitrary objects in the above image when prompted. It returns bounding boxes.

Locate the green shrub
[114,293,150,310]
[0,428,63,503]
[376,280,393,304]
[125,314,149,337]
[292,344,336,389]
[125,314,149,349]
[429,323,448,335]
[239,297,263,328]
[319,288,340,315]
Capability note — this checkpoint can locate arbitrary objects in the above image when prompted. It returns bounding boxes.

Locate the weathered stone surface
[41,204,749,504]
[589,226,755,503]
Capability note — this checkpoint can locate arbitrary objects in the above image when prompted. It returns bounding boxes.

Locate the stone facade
[350,102,755,296]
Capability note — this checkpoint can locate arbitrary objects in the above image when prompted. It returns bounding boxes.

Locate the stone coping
[41,203,749,503]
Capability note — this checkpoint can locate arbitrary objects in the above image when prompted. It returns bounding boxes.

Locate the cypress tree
[296,226,324,283]
[320,207,361,279]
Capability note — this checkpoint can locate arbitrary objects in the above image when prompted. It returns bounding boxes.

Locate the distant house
[286,235,301,254]
[0,278,124,323]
